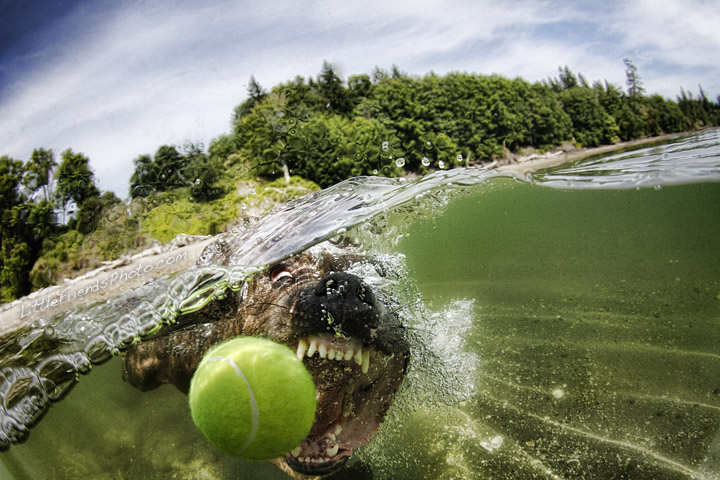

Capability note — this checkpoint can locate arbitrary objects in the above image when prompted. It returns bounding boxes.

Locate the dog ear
[122,294,241,393]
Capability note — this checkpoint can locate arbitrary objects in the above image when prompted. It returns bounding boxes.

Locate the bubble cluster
[0,264,258,450]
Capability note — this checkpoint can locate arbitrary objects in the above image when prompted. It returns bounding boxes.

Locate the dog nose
[313,272,376,307]
[292,271,408,356]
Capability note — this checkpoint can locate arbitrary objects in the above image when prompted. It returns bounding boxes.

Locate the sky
[1,0,719,197]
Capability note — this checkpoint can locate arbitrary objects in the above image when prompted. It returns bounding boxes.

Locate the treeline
[2,61,719,303]
[0,149,120,301]
[0,142,315,303]
[177,60,718,189]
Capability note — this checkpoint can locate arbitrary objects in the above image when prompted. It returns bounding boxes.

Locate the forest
[2,61,719,303]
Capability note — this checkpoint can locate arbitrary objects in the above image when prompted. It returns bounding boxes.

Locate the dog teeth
[362,350,370,374]
[307,339,317,357]
[296,334,373,371]
[327,444,339,457]
[290,446,301,457]
[296,339,308,360]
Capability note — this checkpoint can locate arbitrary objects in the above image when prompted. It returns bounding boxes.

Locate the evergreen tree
[55,149,100,210]
[24,148,57,202]
[624,58,645,98]
[248,75,266,101]
[558,66,579,90]
[153,144,186,190]
[318,61,352,114]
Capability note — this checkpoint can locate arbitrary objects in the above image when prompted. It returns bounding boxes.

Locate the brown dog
[122,247,409,478]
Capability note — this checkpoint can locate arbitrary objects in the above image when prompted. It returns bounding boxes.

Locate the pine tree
[624,58,645,97]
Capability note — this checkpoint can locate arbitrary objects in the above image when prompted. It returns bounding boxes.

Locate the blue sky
[1,0,719,197]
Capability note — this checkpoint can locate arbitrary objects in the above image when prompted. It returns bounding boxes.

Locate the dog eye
[269,266,295,284]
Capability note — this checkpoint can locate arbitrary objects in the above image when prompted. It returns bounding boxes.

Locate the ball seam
[205,355,259,455]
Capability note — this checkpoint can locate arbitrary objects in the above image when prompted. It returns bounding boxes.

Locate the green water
[384,180,720,479]
[1,170,719,477]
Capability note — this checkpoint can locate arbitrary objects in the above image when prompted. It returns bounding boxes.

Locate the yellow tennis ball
[188,336,317,460]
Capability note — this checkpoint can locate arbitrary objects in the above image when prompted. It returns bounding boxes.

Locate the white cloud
[604,0,720,95]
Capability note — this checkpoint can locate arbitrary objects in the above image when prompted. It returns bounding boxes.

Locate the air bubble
[438,160,446,169]
[421,157,431,167]
[457,154,463,162]
[381,141,390,152]
[395,157,405,167]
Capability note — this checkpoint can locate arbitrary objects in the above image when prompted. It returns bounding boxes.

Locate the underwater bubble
[426,140,432,148]
[241,203,247,211]
[381,141,390,152]
[552,388,565,399]
[421,157,431,167]
[395,157,406,167]
[438,160,446,169]
[31,318,49,329]
[73,320,92,336]
[373,169,378,175]
[456,154,463,162]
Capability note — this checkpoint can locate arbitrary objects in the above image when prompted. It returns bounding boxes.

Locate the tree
[0,155,24,214]
[248,75,266,101]
[0,155,49,301]
[348,74,373,105]
[318,61,352,114]
[182,143,224,201]
[73,191,119,234]
[55,149,100,207]
[558,66,579,90]
[24,148,57,202]
[624,58,645,98]
[129,153,157,198]
[153,144,186,190]
[234,75,269,119]
[560,87,619,146]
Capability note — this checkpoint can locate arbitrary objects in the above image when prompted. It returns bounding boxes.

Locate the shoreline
[0,130,697,333]
[496,131,692,174]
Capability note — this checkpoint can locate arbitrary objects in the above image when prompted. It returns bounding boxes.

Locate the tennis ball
[188,336,317,460]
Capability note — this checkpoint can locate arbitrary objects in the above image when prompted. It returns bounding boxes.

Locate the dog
[122,245,410,478]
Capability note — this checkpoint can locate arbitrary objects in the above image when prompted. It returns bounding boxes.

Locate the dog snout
[314,272,376,307]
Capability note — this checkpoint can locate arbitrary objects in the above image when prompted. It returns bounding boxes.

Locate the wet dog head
[123,248,409,477]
